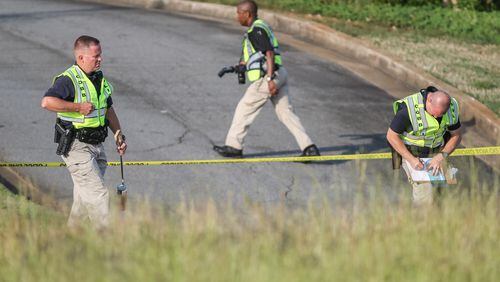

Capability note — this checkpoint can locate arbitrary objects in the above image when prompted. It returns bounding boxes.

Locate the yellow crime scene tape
[0,146,498,168]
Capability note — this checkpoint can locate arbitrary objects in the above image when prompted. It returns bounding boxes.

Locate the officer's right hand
[78,102,94,115]
[268,80,278,96]
[410,157,424,170]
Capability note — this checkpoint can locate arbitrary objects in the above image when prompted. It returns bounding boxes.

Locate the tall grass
[1,168,499,282]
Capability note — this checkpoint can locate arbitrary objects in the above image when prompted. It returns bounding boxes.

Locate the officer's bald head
[238,0,258,17]
[427,88,451,118]
[430,91,451,108]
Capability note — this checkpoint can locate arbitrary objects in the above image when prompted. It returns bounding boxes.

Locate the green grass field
[1,174,499,281]
[196,0,500,115]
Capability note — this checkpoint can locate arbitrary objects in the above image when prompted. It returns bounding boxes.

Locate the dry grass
[307,14,500,116]
[1,173,499,282]
[365,34,500,115]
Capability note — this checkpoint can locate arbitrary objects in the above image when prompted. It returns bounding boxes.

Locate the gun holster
[235,65,246,84]
[389,144,402,170]
[54,119,75,157]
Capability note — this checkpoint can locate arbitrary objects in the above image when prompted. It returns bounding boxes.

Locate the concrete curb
[0,167,60,209]
[82,0,499,148]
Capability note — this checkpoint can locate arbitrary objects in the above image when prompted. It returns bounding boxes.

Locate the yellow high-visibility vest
[393,92,459,148]
[242,19,282,82]
[54,65,112,129]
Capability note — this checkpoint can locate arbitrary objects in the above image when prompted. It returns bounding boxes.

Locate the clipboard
[404,158,458,184]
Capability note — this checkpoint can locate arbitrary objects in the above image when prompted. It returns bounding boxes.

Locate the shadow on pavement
[242,133,389,165]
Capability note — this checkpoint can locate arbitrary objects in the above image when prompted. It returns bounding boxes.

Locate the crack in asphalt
[136,129,190,153]
[177,128,189,144]
[111,76,216,147]
[284,176,295,199]
[0,20,216,151]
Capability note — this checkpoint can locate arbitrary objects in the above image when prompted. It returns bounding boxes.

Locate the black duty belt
[75,126,108,145]
[405,145,441,158]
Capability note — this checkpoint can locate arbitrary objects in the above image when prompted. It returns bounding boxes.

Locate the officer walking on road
[213,0,320,158]
[386,86,462,205]
[41,35,127,229]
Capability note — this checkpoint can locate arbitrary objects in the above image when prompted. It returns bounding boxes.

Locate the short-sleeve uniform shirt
[44,69,113,127]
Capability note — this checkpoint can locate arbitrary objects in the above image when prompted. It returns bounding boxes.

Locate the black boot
[213,145,243,158]
[301,144,320,156]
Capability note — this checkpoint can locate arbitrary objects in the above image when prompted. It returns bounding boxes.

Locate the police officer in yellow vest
[387,86,462,205]
[213,0,319,158]
[41,36,127,228]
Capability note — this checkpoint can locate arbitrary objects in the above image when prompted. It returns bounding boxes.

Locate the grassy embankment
[1,2,499,280]
[1,172,499,282]
[197,0,500,115]
[1,1,499,281]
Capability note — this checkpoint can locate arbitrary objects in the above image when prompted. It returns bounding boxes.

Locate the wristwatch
[266,73,276,82]
[441,152,449,159]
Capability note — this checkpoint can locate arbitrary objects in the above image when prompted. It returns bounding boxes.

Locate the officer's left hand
[114,130,127,156]
[117,141,127,156]
[427,153,444,176]
[268,80,278,96]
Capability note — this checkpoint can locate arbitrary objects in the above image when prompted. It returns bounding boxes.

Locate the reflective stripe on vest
[242,19,282,82]
[54,65,113,129]
[393,93,459,148]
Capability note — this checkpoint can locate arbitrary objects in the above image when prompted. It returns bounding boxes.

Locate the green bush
[199,0,500,43]
[332,0,499,11]
[210,0,499,11]
[251,0,500,44]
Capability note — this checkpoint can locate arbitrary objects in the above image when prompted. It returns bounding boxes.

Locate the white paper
[404,158,446,183]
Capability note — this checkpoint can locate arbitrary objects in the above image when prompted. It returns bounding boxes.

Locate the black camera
[218,65,246,84]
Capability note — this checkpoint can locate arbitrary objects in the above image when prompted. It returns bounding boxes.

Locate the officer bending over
[387,86,462,205]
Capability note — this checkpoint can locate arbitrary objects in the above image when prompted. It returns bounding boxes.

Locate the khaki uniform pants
[225,67,313,151]
[62,140,109,229]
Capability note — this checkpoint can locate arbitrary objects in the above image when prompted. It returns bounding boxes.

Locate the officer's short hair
[238,0,258,17]
[425,85,439,93]
[74,35,100,50]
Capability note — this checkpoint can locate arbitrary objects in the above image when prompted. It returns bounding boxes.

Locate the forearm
[106,107,122,134]
[41,97,80,113]
[387,129,416,161]
[442,130,462,154]
[107,107,127,155]
[265,50,275,77]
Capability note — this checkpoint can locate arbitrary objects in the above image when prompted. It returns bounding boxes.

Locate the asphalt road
[0,0,496,209]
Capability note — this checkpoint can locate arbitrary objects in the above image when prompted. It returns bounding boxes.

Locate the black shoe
[301,144,320,157]
[213,145,243,158]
